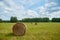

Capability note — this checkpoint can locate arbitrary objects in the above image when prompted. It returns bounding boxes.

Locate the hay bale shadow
[6,33,15,37]
[6,33,24,37]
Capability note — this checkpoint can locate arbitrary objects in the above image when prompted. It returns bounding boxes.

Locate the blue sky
[0,0,60,20]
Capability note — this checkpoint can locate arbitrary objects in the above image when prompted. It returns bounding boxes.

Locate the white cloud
[21,0,34,5]
[50,7,60,11]
[0,14,10,20]
[0,0,42,20]
[14,0,41,6]
[38,6,47,14]
[0,0,27,20]
[35,1,60,19]
[50,10,60,17]
[0,1,4,6]
[26,10,39,18]
[45,2,57,8]
[35,2,57,14]
[0,0,60,20]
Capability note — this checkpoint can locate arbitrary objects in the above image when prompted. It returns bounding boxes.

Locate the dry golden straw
[13,22,26,36]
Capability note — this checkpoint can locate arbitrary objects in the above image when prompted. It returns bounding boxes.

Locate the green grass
[0,22,60,40]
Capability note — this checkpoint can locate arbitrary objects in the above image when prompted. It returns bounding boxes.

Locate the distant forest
[0,16,60,23]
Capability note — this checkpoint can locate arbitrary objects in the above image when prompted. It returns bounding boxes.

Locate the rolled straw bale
[13,22,26,36]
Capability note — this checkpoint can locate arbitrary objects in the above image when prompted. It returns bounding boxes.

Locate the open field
[0,22,60,40]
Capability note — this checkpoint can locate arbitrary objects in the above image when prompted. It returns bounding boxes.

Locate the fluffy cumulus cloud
[26,10,39,18]
[45,0,60,19]
[0,0,40,20]
[0,0,24,19]
[35,0,60,19]
[0,0,60,20]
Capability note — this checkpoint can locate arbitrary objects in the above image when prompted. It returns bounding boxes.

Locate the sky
[0,0,60,20]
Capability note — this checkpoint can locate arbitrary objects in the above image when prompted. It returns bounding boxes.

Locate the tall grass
[0,22,60,40]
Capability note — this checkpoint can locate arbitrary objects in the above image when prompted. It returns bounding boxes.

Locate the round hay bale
[12,22,26,36]
[35,22,37,25]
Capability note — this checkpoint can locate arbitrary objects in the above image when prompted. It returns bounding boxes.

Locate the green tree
[42,18,49,22]
[10,16,18,22]
[21,18,49,22]
[52,18,60,22]
[0,19,2,23]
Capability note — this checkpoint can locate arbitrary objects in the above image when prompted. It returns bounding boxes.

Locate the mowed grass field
[0,22,60,40]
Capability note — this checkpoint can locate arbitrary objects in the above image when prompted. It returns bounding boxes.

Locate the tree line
[0,16,60,23]
[22,18,49,22]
